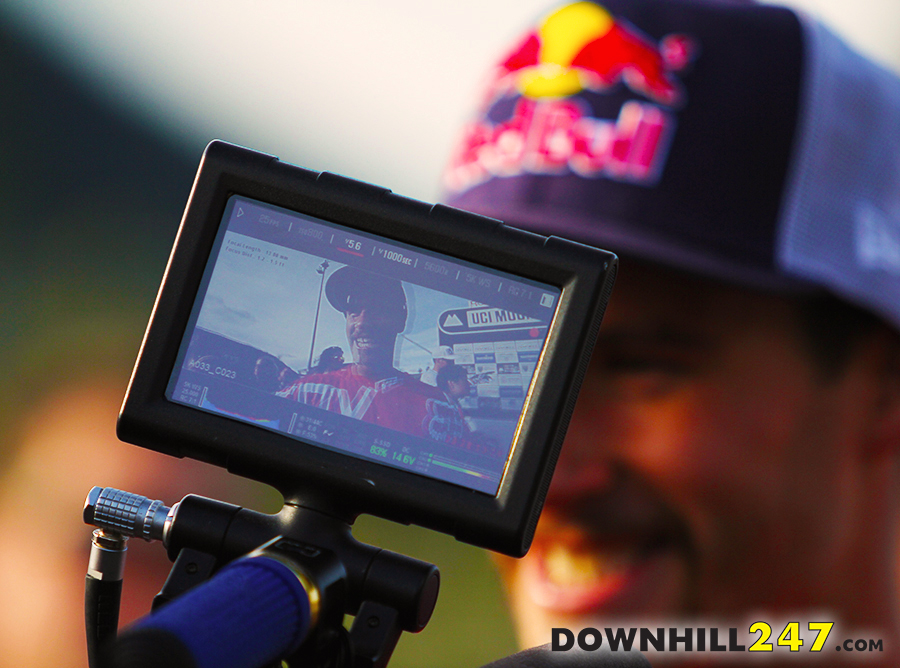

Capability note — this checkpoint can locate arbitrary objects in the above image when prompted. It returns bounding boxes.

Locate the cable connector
[84,487,174,544]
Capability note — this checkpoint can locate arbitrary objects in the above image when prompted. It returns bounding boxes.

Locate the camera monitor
[119,141,616,556]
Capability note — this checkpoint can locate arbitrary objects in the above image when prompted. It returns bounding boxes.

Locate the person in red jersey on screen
[278,266,473,446]
[443,0,900,665]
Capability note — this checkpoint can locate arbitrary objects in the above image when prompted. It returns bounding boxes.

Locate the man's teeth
[543,543,633,588]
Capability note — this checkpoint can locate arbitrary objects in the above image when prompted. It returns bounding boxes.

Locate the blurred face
[497,264,885,650]
[344,295,405,369]
[447,376,470,399]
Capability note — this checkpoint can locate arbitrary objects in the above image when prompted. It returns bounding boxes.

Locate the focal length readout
[225,197,558,320]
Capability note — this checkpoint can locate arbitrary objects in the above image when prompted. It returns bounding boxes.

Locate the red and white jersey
[277,365,469,443]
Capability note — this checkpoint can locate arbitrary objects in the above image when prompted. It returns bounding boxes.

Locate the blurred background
[0,1,896,667]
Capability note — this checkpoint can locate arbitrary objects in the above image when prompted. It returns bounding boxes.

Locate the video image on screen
[167,196,561,495]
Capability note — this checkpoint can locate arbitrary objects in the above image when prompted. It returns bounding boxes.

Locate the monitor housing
[118,140,617,556]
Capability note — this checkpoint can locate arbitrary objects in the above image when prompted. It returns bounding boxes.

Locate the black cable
[85,529,128,668]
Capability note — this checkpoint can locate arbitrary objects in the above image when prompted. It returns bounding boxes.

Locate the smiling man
[277,266,472,444]
[497,265,898,645]
[443,0,900,664]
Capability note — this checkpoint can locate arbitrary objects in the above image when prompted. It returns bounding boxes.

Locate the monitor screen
[167,195,561,496]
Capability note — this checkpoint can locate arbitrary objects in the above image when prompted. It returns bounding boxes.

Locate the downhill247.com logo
[553,622,885,656]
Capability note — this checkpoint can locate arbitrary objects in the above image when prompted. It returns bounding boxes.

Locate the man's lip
[353,336,381,349]
[521,534,685,615]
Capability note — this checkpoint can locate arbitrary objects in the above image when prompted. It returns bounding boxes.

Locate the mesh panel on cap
[778,17,900,330]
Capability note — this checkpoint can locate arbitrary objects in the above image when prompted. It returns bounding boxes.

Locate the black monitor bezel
[118,140,616,556]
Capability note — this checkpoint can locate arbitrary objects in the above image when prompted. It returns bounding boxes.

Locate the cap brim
[448,185,820,295]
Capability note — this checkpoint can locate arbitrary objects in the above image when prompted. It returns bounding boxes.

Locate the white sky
[1,0,897,202]
[196,232,471,372]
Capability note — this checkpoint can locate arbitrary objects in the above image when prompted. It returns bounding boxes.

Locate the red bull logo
[445,2,695,193]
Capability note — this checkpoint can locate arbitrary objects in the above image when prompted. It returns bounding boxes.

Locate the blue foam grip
[133,555,312,668]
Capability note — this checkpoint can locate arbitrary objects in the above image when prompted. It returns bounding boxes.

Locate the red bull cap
[442,0,900,332]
